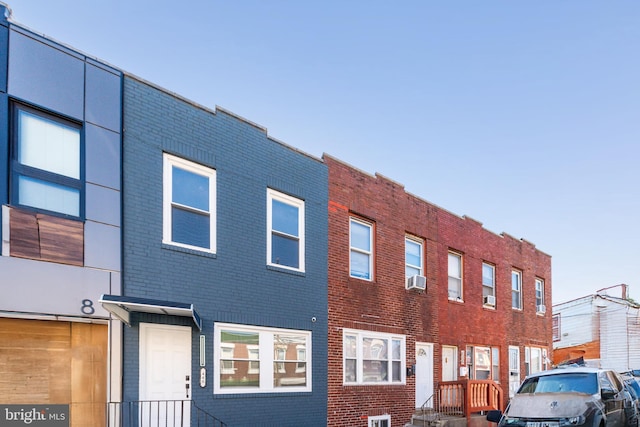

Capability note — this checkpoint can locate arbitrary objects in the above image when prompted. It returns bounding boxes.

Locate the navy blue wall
[122,76,328,426]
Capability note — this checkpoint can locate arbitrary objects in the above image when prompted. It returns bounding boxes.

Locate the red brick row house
[325,155,552,427]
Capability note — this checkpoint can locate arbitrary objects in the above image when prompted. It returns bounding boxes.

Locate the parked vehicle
[622,375,640,427]
[487,366,632,426]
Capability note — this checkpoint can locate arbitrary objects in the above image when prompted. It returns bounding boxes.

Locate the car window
[518,373,598,395]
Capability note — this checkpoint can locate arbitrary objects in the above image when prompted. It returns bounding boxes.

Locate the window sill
[266,264,305,277]
[448,298,464,304]
[161,243,217,259]
[483,305,496,310]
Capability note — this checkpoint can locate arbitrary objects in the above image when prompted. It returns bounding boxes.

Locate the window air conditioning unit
[483,295,496,306]
[537,304,546,314]
[406,275,426,291]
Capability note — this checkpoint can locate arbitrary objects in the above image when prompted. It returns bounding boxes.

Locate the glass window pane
[363,338,387,360]
[363,360,388,382]
[19,110,80,179]
[172,207,210,248]
[271,234,299,268]
[482,264,494,287]
[405,239,421,267]
[392,340,401,360]
[345,359,357,382]
[274,362,306,387]
[350,251,371,279]
[448,253,461,277]
[345,335,357,358]
[512,272,520,290]
[18,175,79,217]
[221,330,259,345]
[272,199,299,237]
[351,221,371,251]
[392,361,401,381]
[172,166,209,211]
[219,360,259,388]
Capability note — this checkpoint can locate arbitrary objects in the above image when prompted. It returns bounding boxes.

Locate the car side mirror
[487,410,503,423]
[601,388,616,400]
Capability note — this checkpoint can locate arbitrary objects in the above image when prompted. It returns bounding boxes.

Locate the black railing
[106,400,226,427]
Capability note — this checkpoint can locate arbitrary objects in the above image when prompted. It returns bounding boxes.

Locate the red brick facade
[325,155,552,427]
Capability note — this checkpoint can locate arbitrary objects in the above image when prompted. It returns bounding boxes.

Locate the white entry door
[442,345,458,381]
[415,343,434,408]
[140,323,192,427]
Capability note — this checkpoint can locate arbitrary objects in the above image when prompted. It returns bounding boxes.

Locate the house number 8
[81,299,95,315]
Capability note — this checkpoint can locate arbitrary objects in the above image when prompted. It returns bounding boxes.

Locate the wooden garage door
[0,318,107,427]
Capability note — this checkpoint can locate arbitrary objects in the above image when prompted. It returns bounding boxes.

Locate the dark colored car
[487,366,631,426]
[622,375,640,427]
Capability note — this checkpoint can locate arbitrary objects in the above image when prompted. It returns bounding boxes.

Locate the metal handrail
[105,400,227,427]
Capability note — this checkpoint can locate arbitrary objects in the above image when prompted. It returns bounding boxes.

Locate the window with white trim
[508,346,520,398]
[535,278,545,312]
[482,262,495,306]
[511,270,522,309]
[350,218,373,280]
[448,251,463,300]
[525,346,544,375]
[368,414,390,427]
[552,314,561,342]
[163,153,216,252]
[343,329,405,385]
[11,103,83,218]
[214,323,311,393]
[405,236,423,279]
[466,345,499,381]
[267,189,305,271]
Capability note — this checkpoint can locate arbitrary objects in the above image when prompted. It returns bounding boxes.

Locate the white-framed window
[492,347,500,381]
[368,414,390,427]
[482,262,495,306]
[552,314,561,342]
[11,103,83,218]
[350,218,373,280]
[214,323,311,394]
[535,278,545,312]
[466,345,499,381]
[525,346,544,376]
[511,270,522,310]
[343,329,405,385]
[508,346,520,398]
[163,153,216,252]
[405,236,423,279]
[267,189,305,271]
[448,251,463,300]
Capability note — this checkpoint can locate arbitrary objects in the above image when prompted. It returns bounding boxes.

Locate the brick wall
[122,76,328,426]
[326,155,552,426]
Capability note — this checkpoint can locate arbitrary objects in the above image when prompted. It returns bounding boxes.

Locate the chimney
[621,284,628,300]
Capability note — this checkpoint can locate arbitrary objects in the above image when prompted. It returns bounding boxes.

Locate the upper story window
[267,189,305,271]
[213,323,311,394]
[405,236,423,279]
[448,251,463,300]
[511,269,522,310]
[482,262,496,307]
[552,314,561,342]
[163,153,216,252]
[11,104,83,218]
[343,329,405,385]
[350,218,373,280]
[535,278,545,313]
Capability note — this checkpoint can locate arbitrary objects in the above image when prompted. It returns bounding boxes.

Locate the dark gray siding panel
[8,29,84,120]
[85,62,121,132]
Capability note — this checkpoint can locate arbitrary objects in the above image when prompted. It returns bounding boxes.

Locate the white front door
[140,323,192,426]
[442,345,457,381]
[415,343,434,408]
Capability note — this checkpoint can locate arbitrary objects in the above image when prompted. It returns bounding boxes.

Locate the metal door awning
[99,294,202,330]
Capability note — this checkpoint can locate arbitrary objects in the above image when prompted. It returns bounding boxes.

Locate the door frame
[415,342,434,408]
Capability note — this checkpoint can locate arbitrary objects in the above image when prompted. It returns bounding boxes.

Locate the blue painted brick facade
[122,76,328,426]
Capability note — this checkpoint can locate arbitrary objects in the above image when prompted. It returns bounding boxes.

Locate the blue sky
[8,0,639,303]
